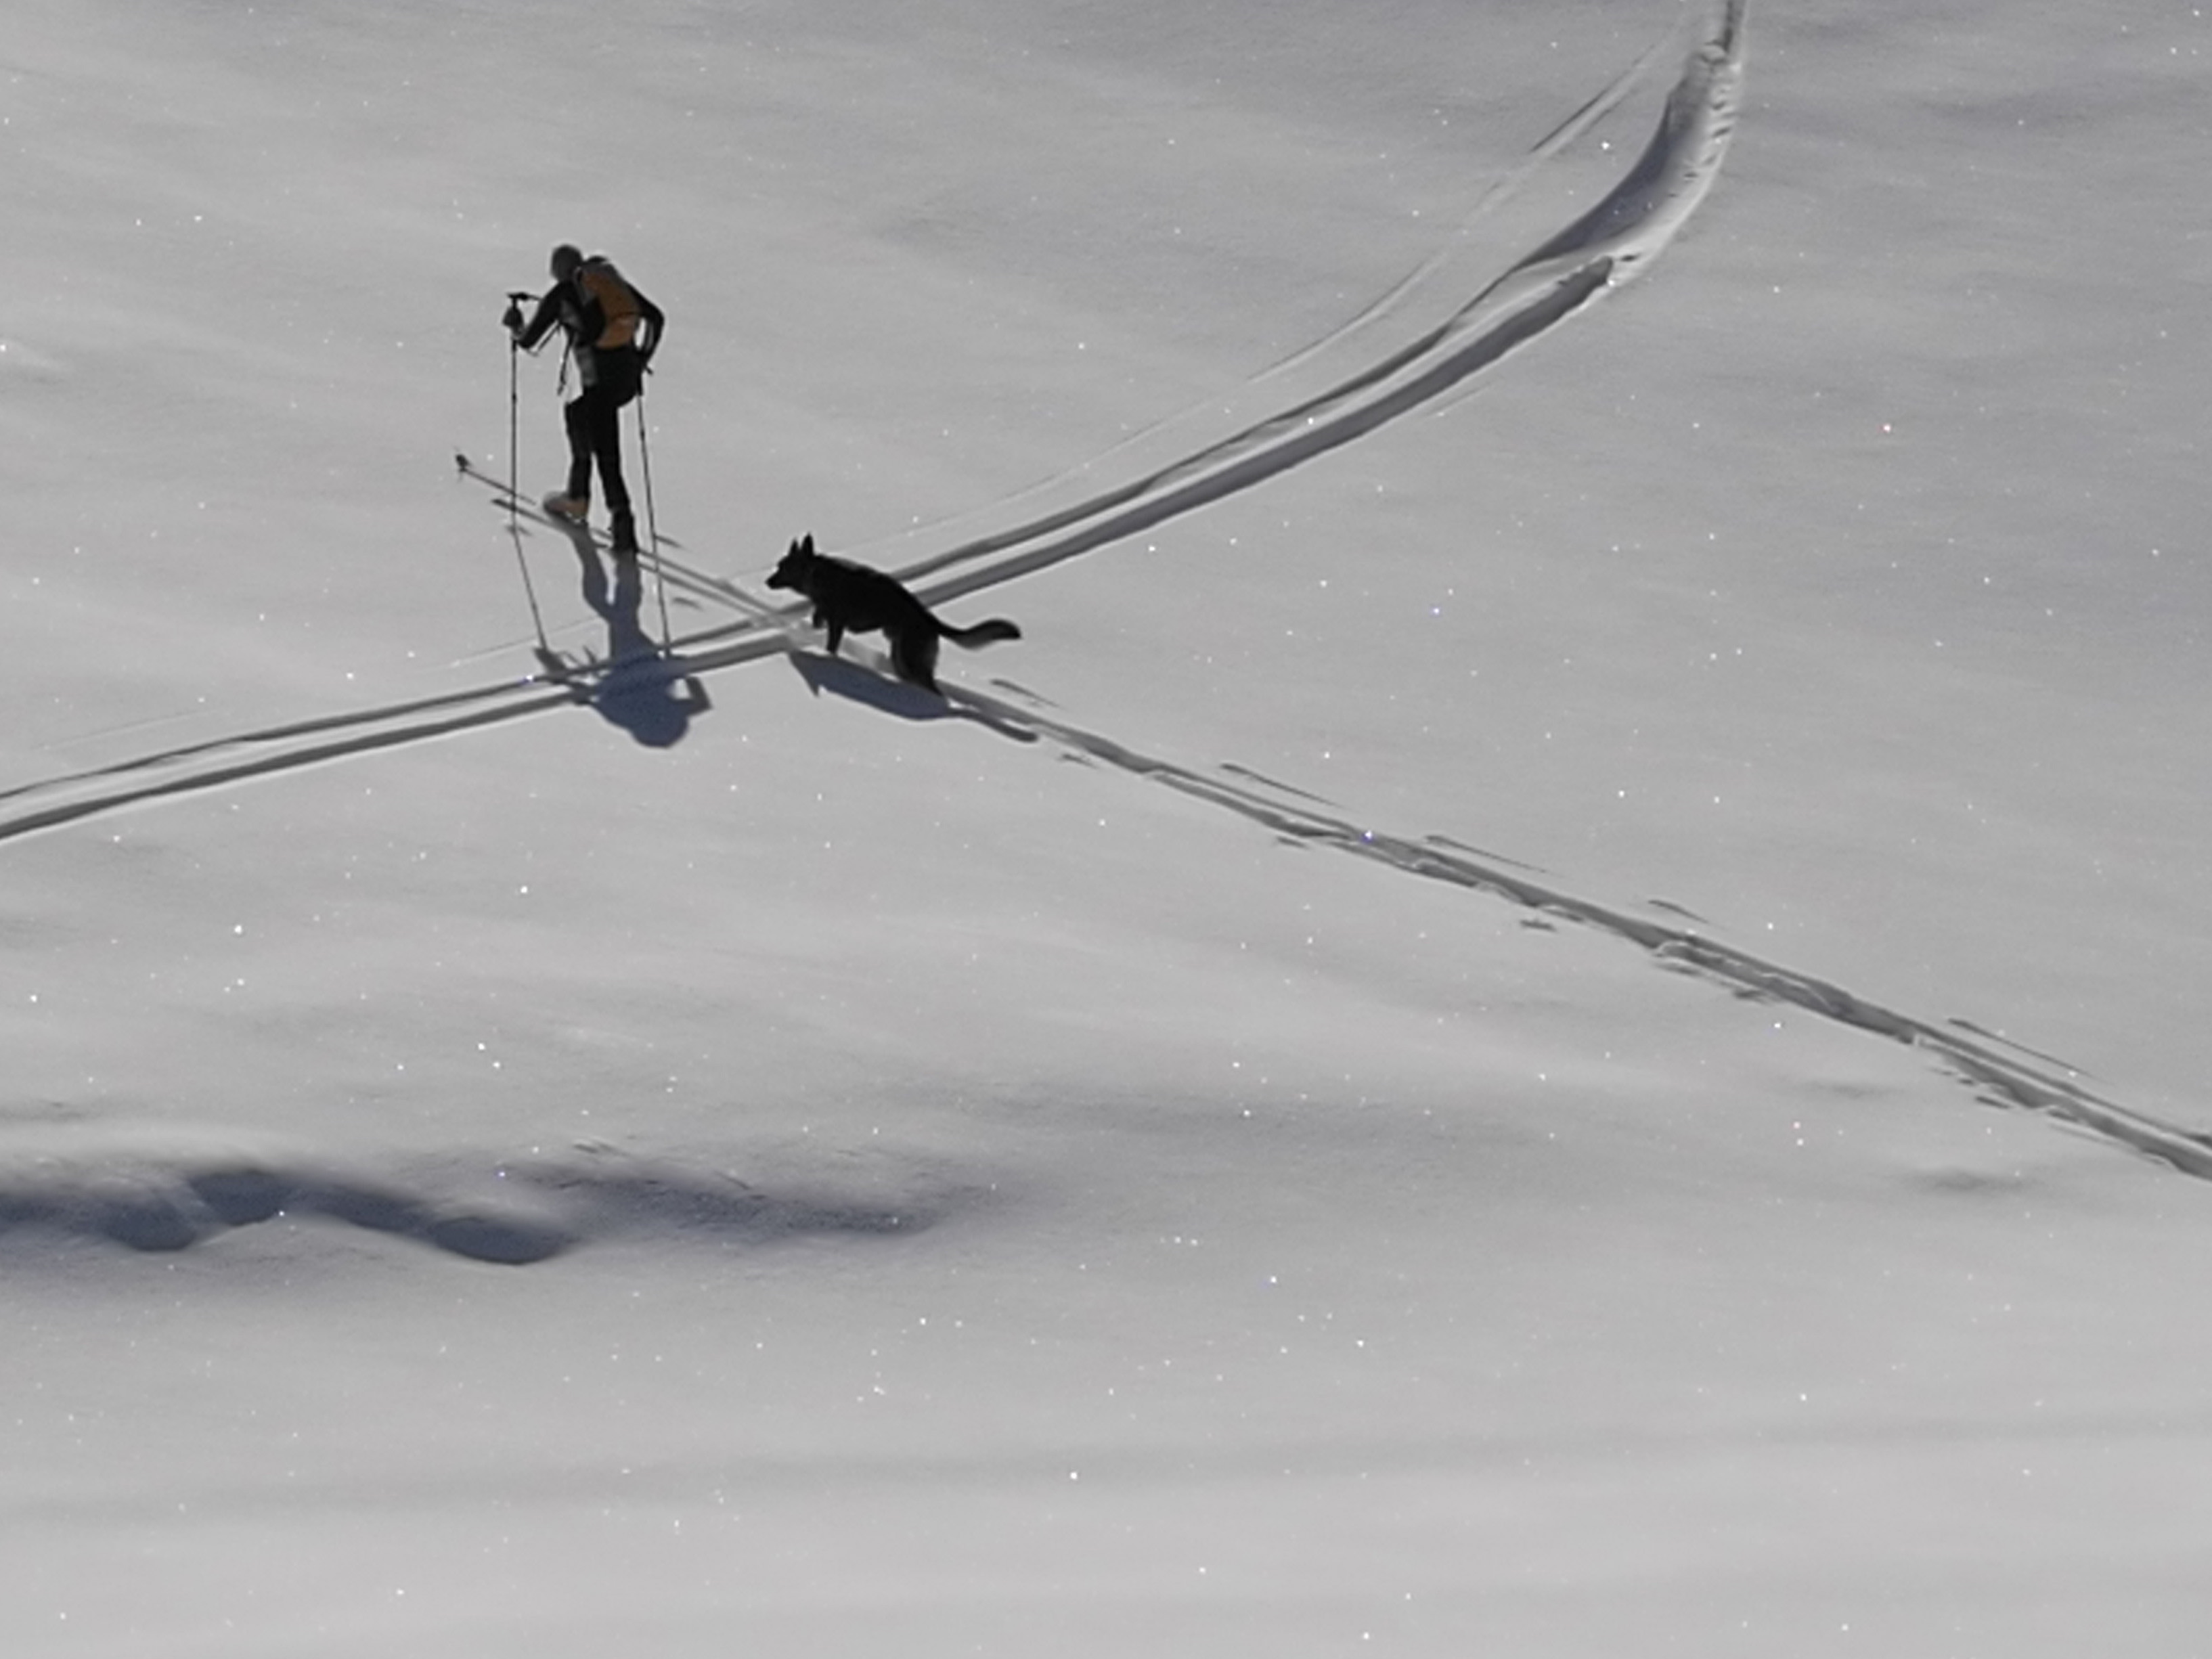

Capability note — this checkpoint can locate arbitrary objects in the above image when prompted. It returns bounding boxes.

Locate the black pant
[562,347,642,512]
[563,384,631,514]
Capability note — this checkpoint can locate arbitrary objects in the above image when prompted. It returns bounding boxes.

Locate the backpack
[576,257,643,351]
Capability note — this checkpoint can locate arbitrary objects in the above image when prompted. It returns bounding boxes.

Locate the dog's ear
[800,533,816,557]
[784,535,804,559]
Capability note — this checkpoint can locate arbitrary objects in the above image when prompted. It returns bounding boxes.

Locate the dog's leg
[891,628,942,693]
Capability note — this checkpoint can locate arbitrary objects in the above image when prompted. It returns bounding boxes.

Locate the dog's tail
[941,618,1021,650]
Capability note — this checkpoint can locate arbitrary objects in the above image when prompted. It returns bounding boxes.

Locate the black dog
[766,534,1020,694]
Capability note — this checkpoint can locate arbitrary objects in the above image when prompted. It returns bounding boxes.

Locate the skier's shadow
[542,517,710,749]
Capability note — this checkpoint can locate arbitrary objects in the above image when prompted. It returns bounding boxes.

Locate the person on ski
[505,244,665,556]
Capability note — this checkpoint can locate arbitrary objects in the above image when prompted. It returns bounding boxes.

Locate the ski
[456,453,687,554]
[456,450,792,629]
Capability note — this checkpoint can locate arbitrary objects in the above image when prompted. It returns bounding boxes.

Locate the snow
[5,0,2211,1652]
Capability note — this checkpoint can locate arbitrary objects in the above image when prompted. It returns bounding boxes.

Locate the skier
[505,244,665,556]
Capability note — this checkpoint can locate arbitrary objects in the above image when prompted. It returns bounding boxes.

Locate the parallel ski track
[20,5,2205,1176]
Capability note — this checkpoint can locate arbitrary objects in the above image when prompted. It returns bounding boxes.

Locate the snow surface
[5,0,2212,1652]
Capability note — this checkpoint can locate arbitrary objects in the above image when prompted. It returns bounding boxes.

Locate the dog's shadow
[787,650,1037,745]
[537,517,711,749]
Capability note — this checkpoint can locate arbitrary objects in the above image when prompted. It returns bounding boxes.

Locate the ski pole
[506,326,521,536]
[504,326,552,657]
[635,382,673,654]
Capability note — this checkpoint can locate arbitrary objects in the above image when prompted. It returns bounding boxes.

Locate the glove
[502,301,524,332]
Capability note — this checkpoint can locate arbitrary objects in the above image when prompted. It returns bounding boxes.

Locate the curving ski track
[889,0,1746,602]
[10,4,2205,1182]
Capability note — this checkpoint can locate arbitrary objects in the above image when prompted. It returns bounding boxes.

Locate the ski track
[921,682,2212,1184]
[887,0,1745,602]
[15,3,2205,1185]
[848,18,1689,564]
